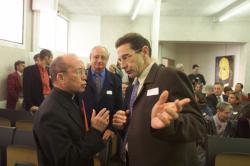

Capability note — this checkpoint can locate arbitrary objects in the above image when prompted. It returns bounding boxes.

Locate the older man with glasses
[33,54,109,166]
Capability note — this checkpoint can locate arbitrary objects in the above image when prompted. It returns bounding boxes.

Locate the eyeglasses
[119,48,142,62]
[73,68,87,76]
[60,68,86,77]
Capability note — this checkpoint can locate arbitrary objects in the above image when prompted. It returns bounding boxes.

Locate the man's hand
[102,129,114,140]
[151,90,190,129]
[91,108,109,133]
[112,110,129,130]
[29,106,39,113]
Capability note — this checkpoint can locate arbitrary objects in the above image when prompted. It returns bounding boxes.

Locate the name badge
[106,90,113,95]
[147,88,159,96]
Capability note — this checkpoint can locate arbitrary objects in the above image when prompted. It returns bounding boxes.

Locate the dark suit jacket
[33,88,105,166]
[6,71,22,109]
[124,64,206,166]
[82,68,122,131]
[236,117,250,138]
[206,94,227,114]
[23,65,44,111]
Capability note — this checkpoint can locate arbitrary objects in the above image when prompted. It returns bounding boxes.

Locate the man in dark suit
[33,54,109,166]
[206,82,227,114]
[23,49,53,112]
[82,46,122,140]
[6,60,25,109]
[112,33,206,166]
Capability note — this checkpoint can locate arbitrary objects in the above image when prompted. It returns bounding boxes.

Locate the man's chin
[79,87,86,92]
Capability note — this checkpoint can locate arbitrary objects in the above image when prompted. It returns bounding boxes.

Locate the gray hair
[90,45,110,58]
[216,101,233,112]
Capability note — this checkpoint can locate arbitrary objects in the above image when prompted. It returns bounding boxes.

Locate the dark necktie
[95,73,101,95]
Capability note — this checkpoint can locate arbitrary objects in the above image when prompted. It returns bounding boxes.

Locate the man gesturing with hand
[33,55,109,166]
[113,33,206,166]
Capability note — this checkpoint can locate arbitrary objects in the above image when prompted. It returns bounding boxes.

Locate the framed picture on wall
[215,55,234,87]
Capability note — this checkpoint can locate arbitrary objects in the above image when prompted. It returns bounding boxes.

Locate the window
[38,11,68,52]
[55,16,68,52]
[0,0,24,44]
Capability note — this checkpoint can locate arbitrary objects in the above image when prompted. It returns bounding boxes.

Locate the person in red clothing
[234,83,248,102]
[23,49,53,112]
[6,60,25,109]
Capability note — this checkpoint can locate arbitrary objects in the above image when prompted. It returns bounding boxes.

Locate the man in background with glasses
[112,33,206,166]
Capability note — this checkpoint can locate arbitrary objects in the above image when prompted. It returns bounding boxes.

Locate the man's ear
[141,45,149,56]
[57,73,64,81]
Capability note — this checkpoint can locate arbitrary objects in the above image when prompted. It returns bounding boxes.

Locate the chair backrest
[0,126,16,147]
[215,153,250,166]
[15,120,33,131]
[0,117,11,127]
[0,109,34,127]
[0,109,14,126]
[7,129,37,166]
[207,136,250,166]
[7,145,38,166]
[0,126,16,166]
[13,129,36,147]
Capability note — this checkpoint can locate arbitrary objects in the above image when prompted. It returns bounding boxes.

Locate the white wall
[159,42,177,61]
[158,16,250,92]
[164,43,243,87]
[0,0,33,101]
[100,16,151,65]
[68,15,101,64]
[159,16,250,42]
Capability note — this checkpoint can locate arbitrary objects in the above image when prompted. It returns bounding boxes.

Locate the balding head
[50,54,86,94]
[50,54,81,82]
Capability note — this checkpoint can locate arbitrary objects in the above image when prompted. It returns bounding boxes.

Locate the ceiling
[59,0,250,19]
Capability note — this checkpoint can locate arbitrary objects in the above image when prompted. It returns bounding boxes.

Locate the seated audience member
[206,82,227,114]
[194,83,203,94]
[228,92,243,120]
[121,82,128,100]
[6,60,25,109]
[33,54,109,166]
[234,83,249,102]
[194,83,213,116]
[206,102,236,137]
[23,49,53,112]
[204,84,213,96]
[188,64,206,86]
[223,86,233,101]
[236,103,250,138]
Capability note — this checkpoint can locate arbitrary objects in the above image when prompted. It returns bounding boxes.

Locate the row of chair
[207,136,250,166]
[0,126,37,166]
[0,109,33,131]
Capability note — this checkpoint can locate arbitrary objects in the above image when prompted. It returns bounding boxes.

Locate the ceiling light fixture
[216,0,250,22]
[131,0,144,21]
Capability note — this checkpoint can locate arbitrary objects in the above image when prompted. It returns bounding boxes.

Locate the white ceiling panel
[59,0,250,19]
